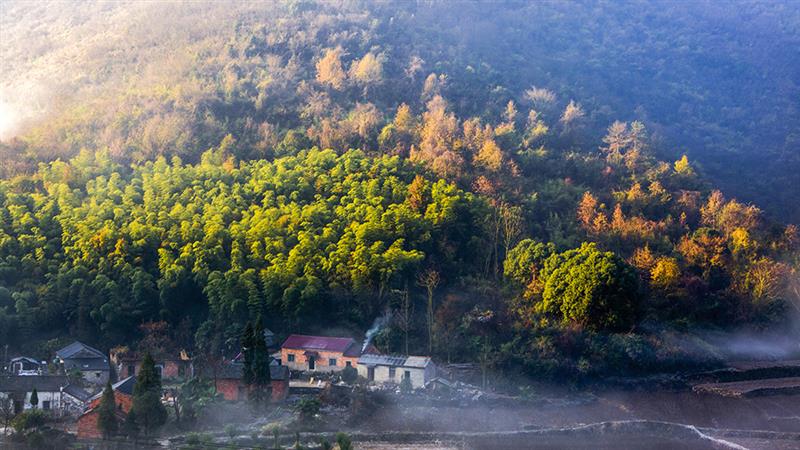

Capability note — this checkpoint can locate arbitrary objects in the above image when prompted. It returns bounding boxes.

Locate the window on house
[287,354,295,362]
[389,367,396,378]
[127,365,136,376]
[95,372,101,378]
[42,401,50,410]
[328,358,337,366]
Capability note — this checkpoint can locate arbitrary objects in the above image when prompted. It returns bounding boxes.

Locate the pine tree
[251,318,272,404]
[29,389,38,409]
[97,381,118,439]
[241,322,255,387]
[121,409,139,440]
[131,353,167,435]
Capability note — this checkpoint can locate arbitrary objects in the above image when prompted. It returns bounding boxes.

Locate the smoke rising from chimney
[362,310,392,353]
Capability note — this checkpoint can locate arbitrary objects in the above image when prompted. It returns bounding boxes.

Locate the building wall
[9,391,64,413]
[1,391,70,415]
[215,378,244,401]
[77,410,102,439]
[357,364,435,389]
[270,379,289,401]
[77,394,133,439]
[119,359,191,379]
[280,348,358,372]
[80,369,110,386]
[214,379,289,402]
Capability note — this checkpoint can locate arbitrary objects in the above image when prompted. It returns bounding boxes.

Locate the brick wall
[78,393,132,439]
[281,349,358,372]
[77,410,102,439]
[214,378,289,402]
[119,359,190,379]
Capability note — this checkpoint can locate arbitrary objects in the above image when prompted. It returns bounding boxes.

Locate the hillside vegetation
[0,0,798,379]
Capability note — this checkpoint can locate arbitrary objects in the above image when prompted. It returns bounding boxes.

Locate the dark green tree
[121,409,140,440]
[130,353,167,435]
[241,322,256,387]
[29,389,38,409]
[97,381,118,439]
[244,318,272,404]
[335,432,353,450]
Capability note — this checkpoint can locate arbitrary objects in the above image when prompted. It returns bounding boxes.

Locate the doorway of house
[308,356,315,370]
[368,367,375,381]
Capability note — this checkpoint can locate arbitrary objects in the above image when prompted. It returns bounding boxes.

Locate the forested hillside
[1,0,798,379]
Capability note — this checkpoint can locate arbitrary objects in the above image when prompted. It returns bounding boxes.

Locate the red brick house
[76,376,135,439]
[209,361,289,402]
[280,335,375,373]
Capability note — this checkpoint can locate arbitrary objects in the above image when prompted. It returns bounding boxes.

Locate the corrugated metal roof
[357,354,433,368]
[404,356,433,368]
[281,334,357,354]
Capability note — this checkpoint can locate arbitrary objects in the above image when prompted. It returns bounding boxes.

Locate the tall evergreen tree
[97,381,118,439]
[121,409,139,440]
[130,353,167,435]
[251,318,272,404]
[241,322,255,387]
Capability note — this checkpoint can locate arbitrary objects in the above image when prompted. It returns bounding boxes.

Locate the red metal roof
[281,334,357,354]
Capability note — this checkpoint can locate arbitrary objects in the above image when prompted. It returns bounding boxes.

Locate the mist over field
[0,1,799,449]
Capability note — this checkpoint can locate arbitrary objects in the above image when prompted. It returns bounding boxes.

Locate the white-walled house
[0,375,84,416]
[357,354,436,389]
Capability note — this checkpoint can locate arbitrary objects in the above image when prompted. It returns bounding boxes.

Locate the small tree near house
[97,381,118,439]
[29,389,38,409]
[130,353,167,435]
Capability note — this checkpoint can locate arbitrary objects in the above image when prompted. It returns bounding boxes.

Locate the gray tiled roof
[88,376,136,402]
[56,341,106,360]
[62,384,93,402]
[0,375,70,393]
[10,356,41,365]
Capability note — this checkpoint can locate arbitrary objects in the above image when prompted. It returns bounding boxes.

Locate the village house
[280,334,373,373]
[207,361,289,402]
[76,376,135,439]
[357,354,436,389]
[55,341,110,385]
[9,357,44,375]
[0,375,85,416]
[111,348,194,381]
